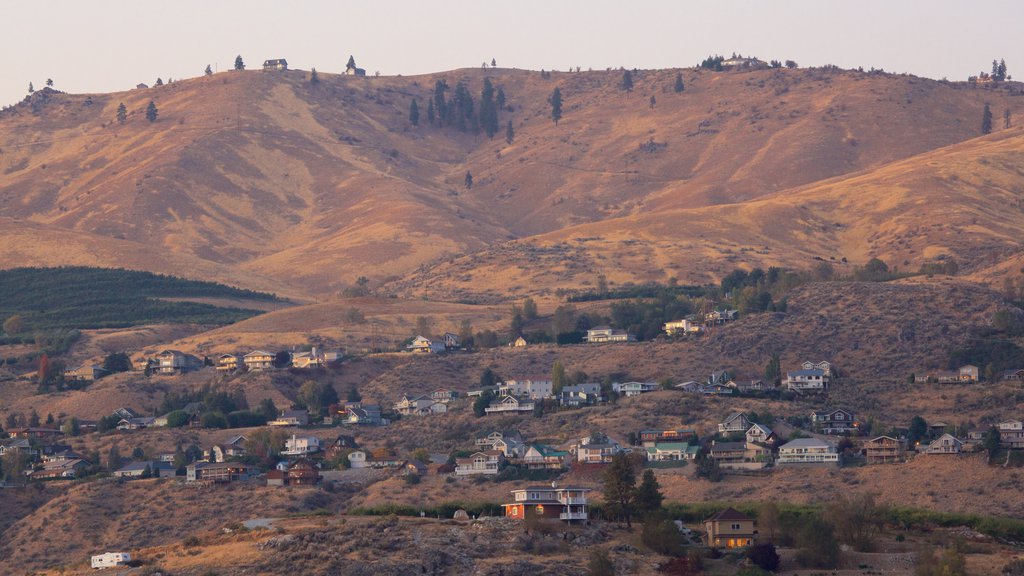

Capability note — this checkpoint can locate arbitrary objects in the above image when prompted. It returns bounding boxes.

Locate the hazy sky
[3,0,1022,107]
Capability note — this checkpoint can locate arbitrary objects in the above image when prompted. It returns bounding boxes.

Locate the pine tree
[464,170,473,189]
[997,59,1008,81]
[409,99,419,126]
[1005,109,1012,129]
[28,82,34,94]
[496,86,506,110]
[46,78,53,87]
[635,469,664,515]
[347,55,357,70]
[116,102,127,124]
[155,77,163,86]
[505,120,514,144]
[426,98,435,125]
[674,73,685,93]
[982,103,993,134]
[649,95,656,109]
[146,100,158,123]
[480,78,499,138]
[205,64,213,76]
[310,68,319,85]
[491,58,496,68]
[622,69,634,94]
[433,80,448,125]
[602,453,638,528]
[549,87,563,125]
[234,55,245,70]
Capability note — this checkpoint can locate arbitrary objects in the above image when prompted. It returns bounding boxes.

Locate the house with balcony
[268,409,309,427]
[455,451,505,476]
[216,354,242,372]
[407,335,446,354]
[345,404,389,425]
[430,389,459,403]
[205,435,248,462]
[559,383,602,407]
[745,424,775,446]
[663,319,702,336]
[639,429,696,447]
[708,441,770,470]
[645,442,700,461]
[243,350,275,371]
[484,395,535,414]
[864,436,905,464]
[997,420,1024,449]
[612,381,659,396]
[786,368,829,391]
[266,458,322,486]
[920,433,964,455]
[704,507,757,548]
[584,326,635,343]
[811,408,859,435]
[777,438,839,464]
[523,444,570,469]
[186,461,254,483]
[394,394,444,416]
[718,412,752,434]
[575,439,622,464]
[282,434,321,456]
[157,349,203,375]
[499,377,554,400]
[504,484,591,523]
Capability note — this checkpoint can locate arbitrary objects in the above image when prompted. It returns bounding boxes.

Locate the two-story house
[266,458,322,486]
[499,378,554,400]
[776,438,839,464]
[216,354,242,372]
[484,395,535,414]
[455,451,505,476]
[704,508,757,548]
[718,412,752,434]
[663,319,702,336]
[811,408,858,435]
[504,484,591,522]
[157,349,203,375]
[243,350,275,371]
[786,368,829,391]
[920,433,964,455]
[282,434,321,456]
[584,326,635,343]
[523,444,570,469]
[612,381,659,396]
[997,420,1024,450]
[864,436,905,464]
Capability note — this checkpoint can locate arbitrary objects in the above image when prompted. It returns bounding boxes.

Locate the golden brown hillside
[1,67,1020,298]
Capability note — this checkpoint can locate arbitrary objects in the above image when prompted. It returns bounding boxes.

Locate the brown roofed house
[704,507,757,549]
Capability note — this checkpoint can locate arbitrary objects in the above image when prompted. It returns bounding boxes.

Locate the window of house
[731,523,740,530]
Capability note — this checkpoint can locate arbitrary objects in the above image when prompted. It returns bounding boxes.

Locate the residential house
[512,336,528,348]
[559,383,602,407]
[346,449,403,469]
[117,417,156,430]
[499,377,554,400]
[0,438,38,458]
[324,435,358,459]
[705,309,739,325]
[663,319,702,336]
[721,57,769,69]
[394,394,434,415]
[268,410,309,427]
[31,459,88,480]
[476,431,527,458]
[575,438,622,464]
[262,59,288,70]
[584,326,635,343]
[430,389,459,403]
[777,438,839,464]
[674,380,702,393]
[864,436,905,464]
[612,381,659,396]
[811,408,859,435]
[708,441,769,470]
[403,459,429,476]
[646,442,700,461]
[292,347,341,369]
[266,458,322,486]
[466,385,498,397]
[243,350,275,371]
[718,412,752,434]
[41,449,82,464]
[205,435,247,462]
[523,444,570,469]
[186,461,254,483]
[745,424,775,446]
[786,368,829,391]
[154,402,203,427]
[63,364,109,383]
[282,434,321,456]
[639,429,696,446]
[344,61,366,76]
[933,365,980,383]
[504,484,591,522]
[1001,368,1024,382]
[704,508,757,548]
[920,433,963,455]
[475,430,523,449]
[345,404,388,426]
[699,383,734,395]
[801,361,834,377]
[216,354,242,372]
[157,349,203,375]
[442,332,460,350]
[113,460,174,479]
[406,336,446,354]
[8,427,63,440]
[708,370,731,385]
[112,407,139,421]
[455,451,505,476]
[484,395,535,414]
[997,420,1024,450]
[728,379,768,393]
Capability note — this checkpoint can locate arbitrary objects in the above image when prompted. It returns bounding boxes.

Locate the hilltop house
[485,395,535,414]
[811,408,858,435]
[920,433,963,455]
[262,59,288,70]
[499,377,554,400]
[523,444,570,469]
[864,436,905,464]
[504,484,591,522]
[269,409,309,427]
[216,354,242,372]
[776,438,839,464]
[266,458,321,486]
[932,364,980,383]
[718,412,752,434]
[704,508,757,548]
[745,424,775,446]
[63,364,109,383]
[186,461,254,483]
[997,420,1024,449]
[786,368,829,391]
[282,434,321,456]
[584,326,635,343]
[455,451,505,476]
[243,350,275,371]
[344,60,366,76]
[291,347,341,369]
[407,335,446,354]
[612,381,659,396]
[394,394,447,416]
[157,350,203,375]
[663,319,702,336]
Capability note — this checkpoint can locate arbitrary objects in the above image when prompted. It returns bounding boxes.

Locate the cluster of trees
[155,385,278,430]
[418,77,508,138]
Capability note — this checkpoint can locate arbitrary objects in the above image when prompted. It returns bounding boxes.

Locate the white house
[745,424,775,445]
[92,552,131,569]
[499,378,554,400]
[612,381,659,396]
[484,395,535,414]
[718,412,752,434]
[920,433,964,455]
[455,451,504,476]
[786,368,830,391]
[663,319,702,336]
[584,326,635,343]
[282,435,321,456]
[406,336,446,354]
[776,438,839,464]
